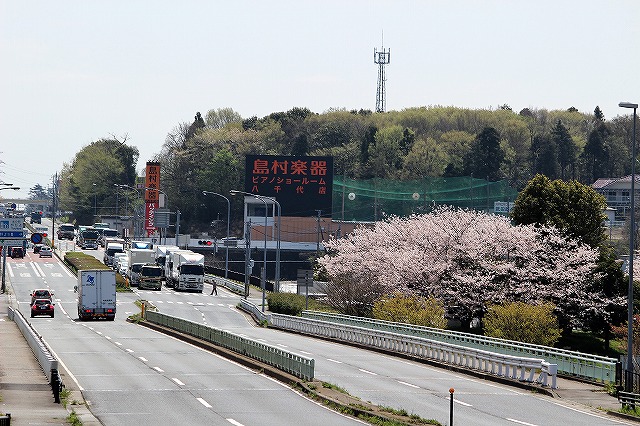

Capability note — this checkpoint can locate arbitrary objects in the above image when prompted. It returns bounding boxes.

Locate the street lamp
[202,191,230,279]
[230,190,270,311]
[116,184,140,239]
[92,183,97,219]
[620,101,638,392]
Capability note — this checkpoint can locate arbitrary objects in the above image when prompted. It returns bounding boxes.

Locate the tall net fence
[332,176,519,222]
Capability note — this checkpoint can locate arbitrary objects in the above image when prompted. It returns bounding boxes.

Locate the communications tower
[374,40,390,113]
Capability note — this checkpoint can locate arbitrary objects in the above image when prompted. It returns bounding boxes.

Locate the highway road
[8,219,635,425]
[4,241,365,425]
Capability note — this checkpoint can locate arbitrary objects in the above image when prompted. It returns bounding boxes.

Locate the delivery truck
[75,269,116,321]
[128,248,156,286]
[168,250,205,292]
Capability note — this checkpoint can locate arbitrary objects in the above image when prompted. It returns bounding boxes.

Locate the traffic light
[198,240,212,246]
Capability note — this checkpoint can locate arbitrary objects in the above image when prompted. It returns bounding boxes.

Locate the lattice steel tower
[374,41,390,113]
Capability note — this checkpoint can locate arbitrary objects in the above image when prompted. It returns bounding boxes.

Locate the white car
[118,260,129,278]
[112,252,128,271]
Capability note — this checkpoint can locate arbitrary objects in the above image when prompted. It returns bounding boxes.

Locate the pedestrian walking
[210,281,217,295]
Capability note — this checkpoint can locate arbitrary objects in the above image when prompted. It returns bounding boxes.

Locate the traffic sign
[0,239,24,246]
[0,231,24,238]
[31,233,43,244]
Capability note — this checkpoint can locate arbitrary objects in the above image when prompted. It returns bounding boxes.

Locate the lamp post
[230,190,270,312]
[116,184,140,239]
[202,191,230,279]
[92,183,97,219]
[621,101,638,391]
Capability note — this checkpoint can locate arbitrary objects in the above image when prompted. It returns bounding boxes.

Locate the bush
[372,292,447,328]
[483,302,561,346]
[64,252,128,290]
[267,292,307,315]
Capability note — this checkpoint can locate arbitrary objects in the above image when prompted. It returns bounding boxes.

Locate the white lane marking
[299,350,312,355]
[60,263,75,277]
[96,331,103,335]
[507,419,538,426]
[115,342,122,346]
[359,368,377,375]
[20,272,32,278]
[138,356,148,362]
[29,262,41,277]
[455,399,473,407]
[227,419,245,426]
[176,301,184,305]
[172,378,185,386]
[155,300,163,303]
[167,301,174,304]
[397,380,420,389]
[197,397,212,408]
[34,262,46,277]
[125,348,134,353]
[327,358,343,364]
[51,273,62,277]
[153,367,164,373]
[105,336,112,340]
[276,343,288,348]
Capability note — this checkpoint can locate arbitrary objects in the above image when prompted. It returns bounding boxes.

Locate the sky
[1,0,639,200]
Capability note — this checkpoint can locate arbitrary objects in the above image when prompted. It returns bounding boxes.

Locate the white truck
[168,250,205,292]
[163,246,186,287]
[103,239,125,266]
[154,245,179,276]
[75,269,116,321]
[128,248,156,287]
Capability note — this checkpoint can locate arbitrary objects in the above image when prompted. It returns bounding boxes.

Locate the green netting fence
[332,176,519,222]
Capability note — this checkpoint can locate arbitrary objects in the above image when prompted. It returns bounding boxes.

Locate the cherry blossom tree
[319,206,623,330]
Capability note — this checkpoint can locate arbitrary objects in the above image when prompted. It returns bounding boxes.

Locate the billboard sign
[145,162,161,236]
[244,155,333,217]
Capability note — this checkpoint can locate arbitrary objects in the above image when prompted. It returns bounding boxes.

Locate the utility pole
[316,210,322,258]
[244,220,252,299]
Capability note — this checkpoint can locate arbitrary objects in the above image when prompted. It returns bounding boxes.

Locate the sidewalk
[0,289,100,425]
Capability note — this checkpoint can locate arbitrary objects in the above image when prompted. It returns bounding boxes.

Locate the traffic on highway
[2,218,635,425]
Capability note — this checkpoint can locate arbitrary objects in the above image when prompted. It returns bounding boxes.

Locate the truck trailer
[76,269,116,321]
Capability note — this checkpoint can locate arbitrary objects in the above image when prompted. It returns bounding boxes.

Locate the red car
[31,299,54,318]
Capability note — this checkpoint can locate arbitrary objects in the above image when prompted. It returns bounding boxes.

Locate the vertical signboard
[144,162,160,237]
[244,155,333,217]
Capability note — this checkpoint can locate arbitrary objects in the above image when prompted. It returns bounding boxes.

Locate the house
[592,175,640,222]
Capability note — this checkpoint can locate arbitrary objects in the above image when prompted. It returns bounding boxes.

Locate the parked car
[39,246,53,258]
[30,289,53,306]
[31,299,54,318]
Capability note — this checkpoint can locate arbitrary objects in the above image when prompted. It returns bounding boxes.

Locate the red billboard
[144,162,160,236]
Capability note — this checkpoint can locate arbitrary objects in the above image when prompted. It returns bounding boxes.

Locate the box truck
[75,269,116,321]
[168,250,205,292]
[128,248,156,286]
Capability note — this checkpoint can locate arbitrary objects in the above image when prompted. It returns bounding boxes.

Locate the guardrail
[7,307,63,402]
[301,311,616,384]
[145,310,314,381]
[205,274,245,295]
[271,313,557,388]
[239,299,270,323]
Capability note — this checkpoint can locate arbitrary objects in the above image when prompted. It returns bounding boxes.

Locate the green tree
[551,120,577,180]
[464,127,505,181]
[373,292,447,328]
[511,174,607,248]
[483,302,561,346]
[205,107,242,129]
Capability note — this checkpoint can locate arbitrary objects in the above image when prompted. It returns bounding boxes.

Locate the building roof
[592,175,640,189]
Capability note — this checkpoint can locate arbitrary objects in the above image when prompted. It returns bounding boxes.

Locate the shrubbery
[483,302,561,346]
[267,292,331,315]
[372,292,447,328]
[64,252,128,289]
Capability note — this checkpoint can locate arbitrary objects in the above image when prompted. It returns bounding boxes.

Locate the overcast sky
[1,0,639,199]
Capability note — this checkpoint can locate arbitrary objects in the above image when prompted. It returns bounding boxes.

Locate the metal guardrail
[271,313,557,388]
[145,310,314,381]
[7,307,63,402]
[301,311,616,384]
[239,299,270,323]
[205,274,245,295]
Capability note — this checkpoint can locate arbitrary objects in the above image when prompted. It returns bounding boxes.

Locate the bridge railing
[269,312,556,388]
[145,310,314,381]
[301,311,616,384]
